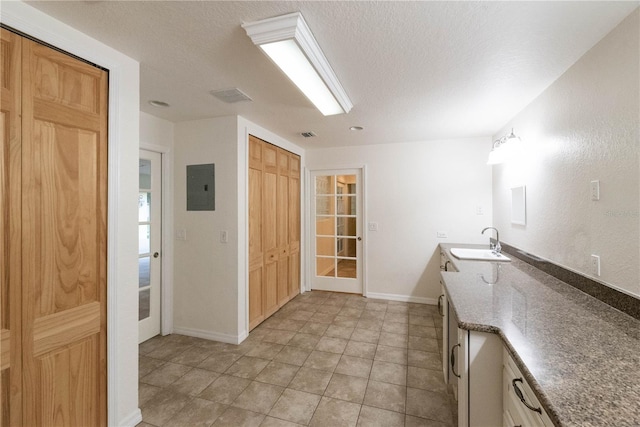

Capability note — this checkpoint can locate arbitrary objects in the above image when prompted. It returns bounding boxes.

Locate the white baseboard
[117,408,142,427]
[366,292,437,305]
[173,326,243,345]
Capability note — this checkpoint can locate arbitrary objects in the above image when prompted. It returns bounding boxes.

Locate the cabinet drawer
[503,349,553,427]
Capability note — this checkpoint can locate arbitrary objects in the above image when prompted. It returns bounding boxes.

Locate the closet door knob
[153,252,160,258]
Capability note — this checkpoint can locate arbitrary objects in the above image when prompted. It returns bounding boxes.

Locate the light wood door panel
[288,157,300,299]
[248,137,264,330]
[21,37,107,427]
[262,143,279,317]
[248,137,300,329]
[248,268,263,330]
[276,149,289,306]
[1,28,23,427]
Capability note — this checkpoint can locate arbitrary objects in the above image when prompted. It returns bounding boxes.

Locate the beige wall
[492,9,640,297]
[172,116,304,343]
[306,137,494,302]
[173,116,241,341]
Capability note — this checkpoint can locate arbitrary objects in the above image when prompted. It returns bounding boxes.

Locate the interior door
[310,169,363,294]
[21,36,108,426]
[138,149,162,343]
[1,28,22,427]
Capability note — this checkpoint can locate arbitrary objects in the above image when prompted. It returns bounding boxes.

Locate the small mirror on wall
[511,185,526,225]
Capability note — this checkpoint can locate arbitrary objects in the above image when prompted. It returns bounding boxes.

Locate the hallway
[137,291,456,426]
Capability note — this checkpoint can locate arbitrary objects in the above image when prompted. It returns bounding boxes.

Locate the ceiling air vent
[210,88,253,103]
[301,131,317,138]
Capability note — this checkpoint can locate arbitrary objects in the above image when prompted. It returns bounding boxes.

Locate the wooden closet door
[248,137,264,330]
[1,28,23,427]
[21,38,108,426]
[262,143,279,318]
[288,154,301,299]
[276,149,289,307]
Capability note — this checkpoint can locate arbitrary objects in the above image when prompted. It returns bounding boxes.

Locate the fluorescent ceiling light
[243,12,353,116]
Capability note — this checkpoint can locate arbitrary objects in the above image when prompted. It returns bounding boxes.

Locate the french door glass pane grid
[139,181,153,320]
[315,174,357,279]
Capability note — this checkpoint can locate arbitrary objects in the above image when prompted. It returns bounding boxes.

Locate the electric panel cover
[187,164,215,211]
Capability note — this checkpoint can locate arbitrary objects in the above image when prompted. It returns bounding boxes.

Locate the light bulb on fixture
[487,128,522,165]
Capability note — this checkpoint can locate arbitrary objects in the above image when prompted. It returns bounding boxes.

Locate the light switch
[220,230,228,243]
[436,231,448,238]
[368,222,378,232]
[176,229,187,241]
[591,180,600,201]
[591,254,600,276]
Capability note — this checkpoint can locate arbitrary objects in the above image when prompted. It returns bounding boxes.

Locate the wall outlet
[591,180,600,201]
[176,229,187,241]
[436,231,448,238]
[591,254,600,276]
[368,222,378,232]
[476,206,484,215]
[220,230,228,243]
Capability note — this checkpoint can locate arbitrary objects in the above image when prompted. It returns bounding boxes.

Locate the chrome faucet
[482,227,501,254]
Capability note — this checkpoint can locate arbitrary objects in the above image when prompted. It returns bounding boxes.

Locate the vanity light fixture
[487,128,522,165]
[242,12,353,116]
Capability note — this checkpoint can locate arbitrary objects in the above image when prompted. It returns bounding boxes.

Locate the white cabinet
[503,349,553,427]
[440,247,503,427]
[440,285,461,400]
[440,283,449,383]
[439,250,459,397]
[457,329,503,427]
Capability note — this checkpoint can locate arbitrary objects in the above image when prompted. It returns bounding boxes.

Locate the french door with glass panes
[138,150,162,343]
[311,169,363,293]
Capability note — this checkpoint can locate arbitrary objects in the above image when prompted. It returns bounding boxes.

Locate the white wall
[1,2,142,425]
[492,9,640,298]
[306,138,493,302]
[173,115,304,343]
[141,112,174,149]
[173,116,241,342]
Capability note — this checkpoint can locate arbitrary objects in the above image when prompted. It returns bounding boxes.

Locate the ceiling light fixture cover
[148,100,170,108]
[242,12,353,116]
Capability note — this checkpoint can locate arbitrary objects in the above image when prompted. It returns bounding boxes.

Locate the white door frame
[305,165,367,296]
[140,143,174,336]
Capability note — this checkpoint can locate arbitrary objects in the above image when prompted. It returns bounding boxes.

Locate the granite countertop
[439,243,640,427]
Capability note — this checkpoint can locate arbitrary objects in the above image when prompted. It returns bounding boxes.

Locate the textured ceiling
[24,1,638,148]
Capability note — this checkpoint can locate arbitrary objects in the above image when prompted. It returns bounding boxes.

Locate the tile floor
[137,291,457,427]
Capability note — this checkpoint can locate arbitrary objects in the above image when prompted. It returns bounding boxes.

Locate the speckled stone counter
[439,243,640,427]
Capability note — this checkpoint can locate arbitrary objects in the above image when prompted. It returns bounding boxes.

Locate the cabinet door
[441,284,448,385]
[461,330,503,427]
[458,329,469,427]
